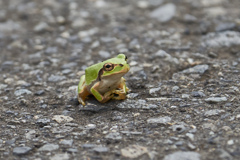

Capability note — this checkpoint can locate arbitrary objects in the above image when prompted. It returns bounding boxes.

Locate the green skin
[78,54,130,105]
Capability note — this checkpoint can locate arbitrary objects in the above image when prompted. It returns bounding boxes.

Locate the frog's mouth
[125,64,130,72]
[114,63,130,73]
[119,63,130,73]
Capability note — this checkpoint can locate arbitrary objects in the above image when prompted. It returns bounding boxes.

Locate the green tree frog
[78,54,130,105]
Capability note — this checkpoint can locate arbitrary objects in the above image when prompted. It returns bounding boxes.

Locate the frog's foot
[112,93,126,100]
[98,90,115,103]
[100,89,126,102]
[112,89,126,100]
[99,96,114,103]
[78,95,86,106]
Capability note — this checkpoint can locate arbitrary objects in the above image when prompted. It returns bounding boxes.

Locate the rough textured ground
[1,0,240,159]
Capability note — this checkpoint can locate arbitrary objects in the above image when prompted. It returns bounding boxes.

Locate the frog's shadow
[77,96,121,113]
[73,91,130,113]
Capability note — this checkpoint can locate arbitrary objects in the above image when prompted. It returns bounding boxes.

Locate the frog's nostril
[119,64,123,67]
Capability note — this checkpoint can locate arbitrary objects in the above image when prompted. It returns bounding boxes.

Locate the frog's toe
[114,89,125,94]
[78,97,86,106]
[78,100,86,106]
[112,93,126,100]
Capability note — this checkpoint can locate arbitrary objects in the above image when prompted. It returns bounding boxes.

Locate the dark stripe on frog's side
[98,68,104,81]
[97,64,122,81]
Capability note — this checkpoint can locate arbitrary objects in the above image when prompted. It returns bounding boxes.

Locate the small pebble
[34,22,49,32]
[93,146,109,153]
[85,124,96,130]
[182,65,209,74]
[149,87,161,96]
[13,147,32,155]
[186,133,194,141]
[236,114,240,119]
[172,86,179,92]
[187,143,197,150]
[48,75,66,82]
[137,1,149,9]
[52,115,73,123]
[202,31,240,48]
[184,14,197,22]
[14,89,32,96]
[56,16,66,24]
[50,153,69,160]
[38,144,59,151]
[147,116,171,125]
[205,97,227,103]
[150,3,176,22]
[191,91,205,97]
[59,139,73,146]
[105,132,122,141]
[204,109,225,117]
[227,140,234,145]
[99,50,110,58]
[36,118,51,125]
[163,151,200,160]
[121,145,148,158]
[35,90,45,96]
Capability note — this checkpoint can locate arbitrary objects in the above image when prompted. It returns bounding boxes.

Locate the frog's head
[100,54,130,80]
[85,54,130,85]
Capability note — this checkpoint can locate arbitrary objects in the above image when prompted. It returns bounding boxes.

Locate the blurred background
[1,0,239,81]
[1,1,240,159]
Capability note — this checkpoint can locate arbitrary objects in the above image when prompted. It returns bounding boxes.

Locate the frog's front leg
[112,77,129,100]
[90,82,114,103]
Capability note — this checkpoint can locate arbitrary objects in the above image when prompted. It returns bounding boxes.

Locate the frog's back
[85,62,104,85]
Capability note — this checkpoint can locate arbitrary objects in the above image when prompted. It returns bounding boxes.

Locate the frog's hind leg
[90,82,115,103]
[112,77,128,100]
[78,86,90,106]
[78,75,90,106]
[120,77,129,93]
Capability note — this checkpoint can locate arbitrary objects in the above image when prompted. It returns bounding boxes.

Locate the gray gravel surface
[1,0,240,159]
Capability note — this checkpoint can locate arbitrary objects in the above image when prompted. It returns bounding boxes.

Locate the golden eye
[125,56,128,61]
[103,63,114,71]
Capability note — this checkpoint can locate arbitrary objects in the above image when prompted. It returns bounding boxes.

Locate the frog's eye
[125,56,128,61]
[103,63,114,71]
